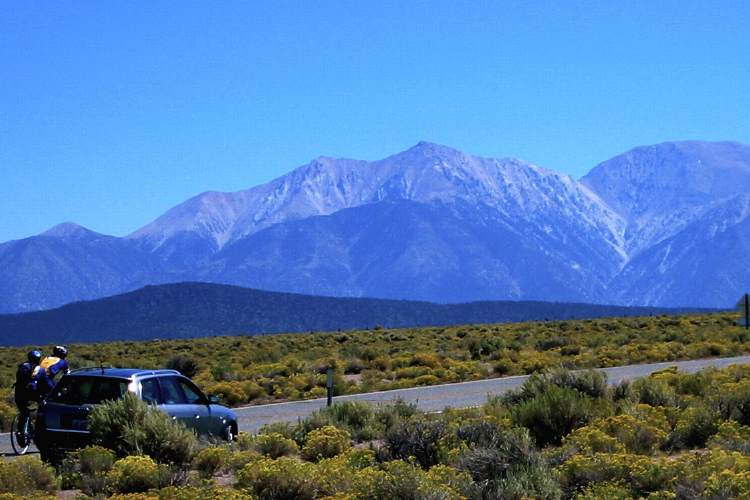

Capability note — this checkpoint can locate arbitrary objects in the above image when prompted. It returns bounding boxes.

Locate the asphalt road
[234,355,750,433]
[4,354,750,458]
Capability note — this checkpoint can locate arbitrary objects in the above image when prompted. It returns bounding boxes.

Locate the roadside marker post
[738,294,750,329]
[326,368,334,406]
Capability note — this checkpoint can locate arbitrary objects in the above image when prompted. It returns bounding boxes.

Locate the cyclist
[14,350,54,442]
[41,345,70,380]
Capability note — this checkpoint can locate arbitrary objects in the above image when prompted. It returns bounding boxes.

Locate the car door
[157,376,214,435]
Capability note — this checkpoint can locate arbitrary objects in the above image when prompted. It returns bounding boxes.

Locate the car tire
[223,424,235,442]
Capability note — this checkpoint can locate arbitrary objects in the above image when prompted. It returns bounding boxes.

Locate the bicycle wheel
[10,414,31,455]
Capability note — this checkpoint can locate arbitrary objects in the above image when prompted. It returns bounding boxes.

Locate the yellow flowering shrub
[0,457,59,496]
[573,480,632,500]
[351,460,469,500]
[591,407,669,455]
[708,420,750,453]
[235,457,320,500]
[150,485,256,500]
[224,450,263,473]
[562,426,626,455]
[301,425,351,462]
[108,456,164,494]
[0,494,60,500]
[314,450,377,495]
[254,432,300,459]
[556,453,675,498]
[411,353,443,369]
[702,470,750,500]
[204,381,248,406]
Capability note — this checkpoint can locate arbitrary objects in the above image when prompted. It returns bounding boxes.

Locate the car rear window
[46,377,128,405]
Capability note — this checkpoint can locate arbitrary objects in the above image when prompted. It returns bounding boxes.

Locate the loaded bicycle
[9,408,35,455]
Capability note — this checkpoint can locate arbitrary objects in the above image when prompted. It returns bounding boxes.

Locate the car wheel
[223,424,235,442]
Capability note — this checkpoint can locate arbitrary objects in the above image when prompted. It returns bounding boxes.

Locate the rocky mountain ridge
[1,140,748,314]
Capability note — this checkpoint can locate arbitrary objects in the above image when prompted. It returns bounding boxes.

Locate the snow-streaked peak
[127,142,627,260]
[581,140,750,255]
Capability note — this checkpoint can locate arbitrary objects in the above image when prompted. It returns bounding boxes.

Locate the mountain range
[1,140,749,315]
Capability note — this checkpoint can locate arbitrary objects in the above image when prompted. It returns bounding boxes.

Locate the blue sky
[1,1,749,243]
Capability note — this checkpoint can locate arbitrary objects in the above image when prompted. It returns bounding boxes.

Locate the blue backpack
[14,362,33,390]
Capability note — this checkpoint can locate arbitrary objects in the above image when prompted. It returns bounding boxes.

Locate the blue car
[35,367,238,462]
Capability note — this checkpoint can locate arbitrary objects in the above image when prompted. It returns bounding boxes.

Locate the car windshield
[46,377,128,405]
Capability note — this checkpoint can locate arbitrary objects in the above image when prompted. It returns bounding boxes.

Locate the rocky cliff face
[1,140,749,313]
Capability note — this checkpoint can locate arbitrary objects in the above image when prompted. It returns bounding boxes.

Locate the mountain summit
[1,140,749,313]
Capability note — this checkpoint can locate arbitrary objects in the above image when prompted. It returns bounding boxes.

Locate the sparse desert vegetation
[4,362,750,499]
[3,311,750,498]
[0,311,744,431]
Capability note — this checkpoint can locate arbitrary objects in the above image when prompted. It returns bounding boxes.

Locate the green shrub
[451,424,560,500]
[610,380,636,402]
[301,425,351,462]
[305,399,382,442]
[192,446,229,479]
[60,445,115,496]
[87,392,146,457]
[165,354,201,378]
[413,374,440,386]
[374,398,420,432]
[241,381,267,402]
[255,432,300,459]
[231,432,258,451]
[710,379,750,425]
[670,449,750,499]
[452,416,515,449]
[326,400,375,430]
[383,416,449,468]
[475,457,561,500]
[257,421,296,440]
[0,401,14,432]
[632,377,680,408]
[0,456,59,495]
[669,405,719,450]
[0,462,36,496]
[88,393,198,466]
[511,385,595,447]
[72,445,117,475]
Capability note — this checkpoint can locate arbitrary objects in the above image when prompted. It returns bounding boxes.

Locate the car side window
[47,378,94,405]
[94,379,127,403]
[141,378,161,405]
[159,377,187,404]
[179,378,205,404]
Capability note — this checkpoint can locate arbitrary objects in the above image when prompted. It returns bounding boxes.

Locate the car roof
[66,367,182,380]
